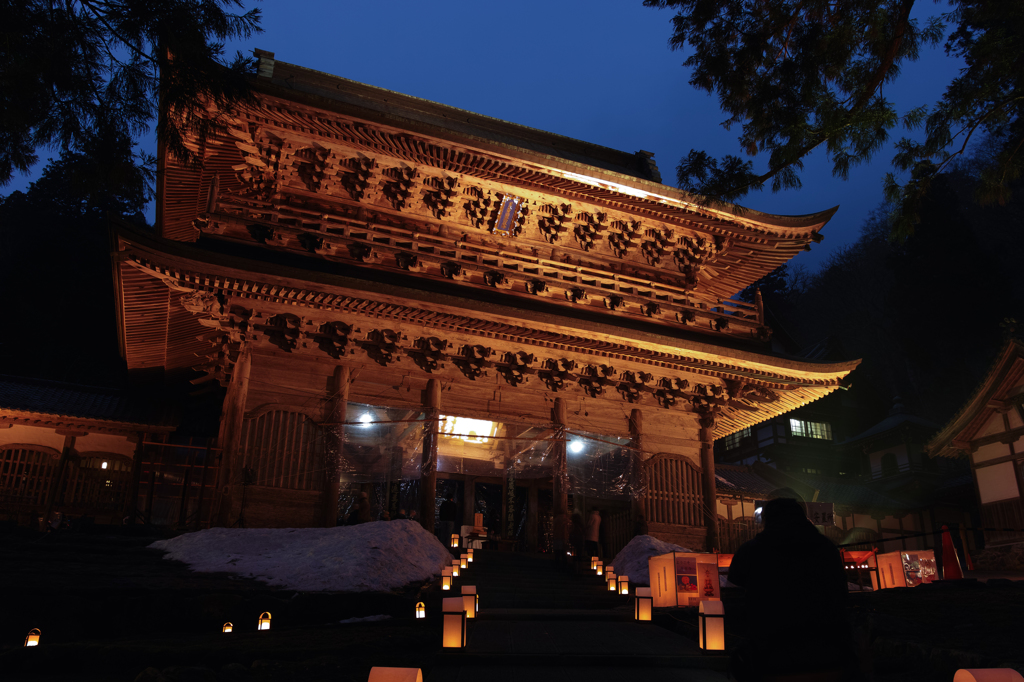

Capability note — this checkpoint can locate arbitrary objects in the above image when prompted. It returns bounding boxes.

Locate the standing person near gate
[727,498,856,681]
[585,509,601,558]
[439,495,458,544]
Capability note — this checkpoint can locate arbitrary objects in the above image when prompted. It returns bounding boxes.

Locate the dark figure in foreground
[728,498,856,682]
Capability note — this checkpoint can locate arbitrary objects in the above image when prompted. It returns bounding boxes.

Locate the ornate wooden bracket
[496,351,534,387]
[453,344,493,380]
[422,175,460,219]
[572,211,608,252]
[538,358,576,391]
[538,203,572,243]
[381,166,418,210]
[311,321,352,359]
[578,364,616,398]
[409,336,448,373]
[362,329,403,367]
[641,227,674,266]
[609,220,641,258]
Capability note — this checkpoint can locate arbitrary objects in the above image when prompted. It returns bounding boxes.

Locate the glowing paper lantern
[607,573,617,591]
[461,585,477,618]
[451,534,460,548]
[258,612,272,631]
[415,602,425,619]
[442,568,453,590]
[222,622,233,633]
[460,554,469,569]
[442,597,467,648]
[24,628,40,647]
[451,560,460,578]
[634,587,653,621]
[649,552,720,607]
[618,574,629,595]
[591,556,598,570]
[698,600,725,652]
[467,549,474,562]
[595,561,603,576]
[368,667,423,682]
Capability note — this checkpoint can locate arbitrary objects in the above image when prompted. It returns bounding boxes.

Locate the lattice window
[241,410,325,490]
[0,448,58,505]
[789,419,833,440]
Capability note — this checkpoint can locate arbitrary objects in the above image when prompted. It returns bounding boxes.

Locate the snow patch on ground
[150,520,452,592]
[610,535,692,586]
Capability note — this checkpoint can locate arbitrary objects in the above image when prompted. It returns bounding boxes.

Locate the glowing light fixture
[635,587,653,621]
[460,554,468,569]
[451,559,460,578]
[467,548,474,562]
[442,568,452,590]
[415,602,425,619]
[439,415,498,444]
[461,585,477,618]
[24,628,40,647]
[569,440,584,454]
[222,622,233,633]
[591,556,599,570]
[101,461,108,470]
[607,573,617,591]
[595,561,603,576]
[451,533,460,548]
[618,574,629,595]
[442,597,467,648]
[359,412,374,427]
[258,612,272,631]
[698,600,725,652]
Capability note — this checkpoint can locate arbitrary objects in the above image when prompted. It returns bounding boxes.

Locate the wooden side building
[113,50,859,550]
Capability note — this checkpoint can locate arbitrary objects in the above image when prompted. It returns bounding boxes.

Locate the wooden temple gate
[109,51,858,545]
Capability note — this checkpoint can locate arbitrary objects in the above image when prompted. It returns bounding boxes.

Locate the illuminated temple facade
[111,50,859,553]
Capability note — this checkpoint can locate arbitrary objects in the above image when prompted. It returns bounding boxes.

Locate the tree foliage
[0,0,262,187]
[645,0,1023,237]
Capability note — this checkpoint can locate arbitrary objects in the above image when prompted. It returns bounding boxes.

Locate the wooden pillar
[699,414,720,552]
[42,433,77,530]
[323,365,350,527]
[551,397,568,556]
[215,345,252,527]
[123,432,146,524]
[419,378,441,533]
[628,408,645,529]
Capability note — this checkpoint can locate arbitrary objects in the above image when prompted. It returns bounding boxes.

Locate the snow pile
[610,535,692,585]
[150,520,452,592]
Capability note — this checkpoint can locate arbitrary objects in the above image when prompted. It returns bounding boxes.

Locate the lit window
[440,416,498,444]
[789,419,832,440]
[722,427,751,450]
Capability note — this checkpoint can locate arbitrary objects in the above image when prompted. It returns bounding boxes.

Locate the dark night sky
[6,0,965,272]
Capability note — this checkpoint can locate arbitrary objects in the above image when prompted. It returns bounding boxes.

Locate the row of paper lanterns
[586,555,722,653]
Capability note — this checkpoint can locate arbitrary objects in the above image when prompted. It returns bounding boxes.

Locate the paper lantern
[698,600,725,652]
[451,560,460,578]
[442,568,453,590]
[607,573,617,591]
[368,667,423,682]
[591,556,598,570]
[258,612,272,631]
[953,670,1024,682]
[595,561,604,576]
[648,552,720,608]
[467,549,474,562]
[461,585,477,618]
[451,533,460,548]
[460,554,469,569]
[415,602,425,619]
[222,622,233,633]
[634,587,652,621]
[24,628,40,647]
[442,597,467,648]
[618,574,629,595]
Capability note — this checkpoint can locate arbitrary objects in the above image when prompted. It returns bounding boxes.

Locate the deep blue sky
[8,0,964,272]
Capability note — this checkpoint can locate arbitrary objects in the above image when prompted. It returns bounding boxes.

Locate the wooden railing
[644,455,703,527]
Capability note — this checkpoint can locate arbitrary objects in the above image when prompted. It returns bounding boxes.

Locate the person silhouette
[727,498,855,681]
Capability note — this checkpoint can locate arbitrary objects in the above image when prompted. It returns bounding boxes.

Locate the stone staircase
[429,550,729,682]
